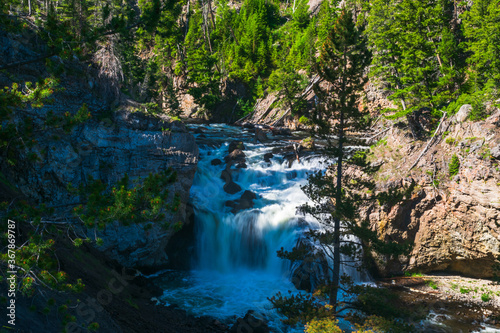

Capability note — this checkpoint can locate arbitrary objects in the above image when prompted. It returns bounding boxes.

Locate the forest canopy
[1,0,499,123]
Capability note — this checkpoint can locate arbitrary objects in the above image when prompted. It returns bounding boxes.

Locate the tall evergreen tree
[367,0,465,137]
[308,6,371,307]
[463,0,500,89]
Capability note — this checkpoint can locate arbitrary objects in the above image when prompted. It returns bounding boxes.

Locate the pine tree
[184,4,221,110]
[367,0,465,137]
[463,0,500,89]
[307,6,371,307]
[270,9,412,327]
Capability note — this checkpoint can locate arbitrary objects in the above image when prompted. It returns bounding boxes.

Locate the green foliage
[72,169,179,228]
[268,67,307,116]
[460,286,471,294]
[367,0,467,134]
[305,317,342,333]
[268,292,334,326]
[462,0,500,89]
[1,200,86,297]
[272,8,411,329]
[481,293,491,302]
[449,154,460,177]
[445,137,456,145]
[426,280,438,290]
[299,116,312,126]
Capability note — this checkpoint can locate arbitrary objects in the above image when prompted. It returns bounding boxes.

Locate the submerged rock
[211,158,223,166]
[220,169,232,183]
[225,190,258,213]
[290,237,329,292]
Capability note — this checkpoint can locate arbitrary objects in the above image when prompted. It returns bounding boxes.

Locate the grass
[460,287,471,294]
[481,293,491,302]
[426,280,438,290]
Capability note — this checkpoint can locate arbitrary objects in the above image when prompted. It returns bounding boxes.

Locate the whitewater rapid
[154,124,357,332]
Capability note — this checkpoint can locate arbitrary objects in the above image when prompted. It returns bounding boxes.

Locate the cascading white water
[155,124,364,331]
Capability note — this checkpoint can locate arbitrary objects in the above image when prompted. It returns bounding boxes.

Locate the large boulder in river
[228,140,245,153]
[240,190,257,208]
[223,181,242,194]
[255,128,268,143]
[290,238,329,292]
[224,149,246,164]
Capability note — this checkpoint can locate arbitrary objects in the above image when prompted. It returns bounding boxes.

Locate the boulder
[225,190,257,214]
[224,149,246,164]
[271,127,292,136]
[263,152,274,163]
[290,238,329,292]
[223,181,242,194]
[229,311,270,333]
[300,137,315,150]
[220,169,232,183]
[456,104,472,122]
[242,122,255,129]
[255,128,268,143]
[228,140,245,154]
[236,162,247,169]
[491,145,500,160]
[211,158,223,166]
[240,190,257,207]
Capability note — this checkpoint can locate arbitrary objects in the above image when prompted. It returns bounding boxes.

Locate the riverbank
[3,238,228,333]
[377,273,500,331]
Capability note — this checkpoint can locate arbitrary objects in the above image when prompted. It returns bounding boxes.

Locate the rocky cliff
[1,29,199,270]
[363,106,500,278]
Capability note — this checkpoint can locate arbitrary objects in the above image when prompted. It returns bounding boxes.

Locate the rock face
[290,237,329,292]
[10,108,198,268]
[363,108,500,278]
[0,40,199,269]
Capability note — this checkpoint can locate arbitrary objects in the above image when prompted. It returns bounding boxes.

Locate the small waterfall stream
[153,124,363,331]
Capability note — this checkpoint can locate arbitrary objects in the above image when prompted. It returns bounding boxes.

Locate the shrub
[481,293,491,302]
[449,154,460,177]
[305,317,343,333]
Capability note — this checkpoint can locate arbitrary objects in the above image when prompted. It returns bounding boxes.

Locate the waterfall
[155,124,365,331]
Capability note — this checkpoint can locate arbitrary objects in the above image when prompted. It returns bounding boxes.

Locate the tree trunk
[331,109,343,308]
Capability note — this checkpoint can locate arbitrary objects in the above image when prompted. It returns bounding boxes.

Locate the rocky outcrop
[290,237,329,292]
[6,105,198,268]
[229,311,270,333]
[0,33,199,269]
[363,108,500,278]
